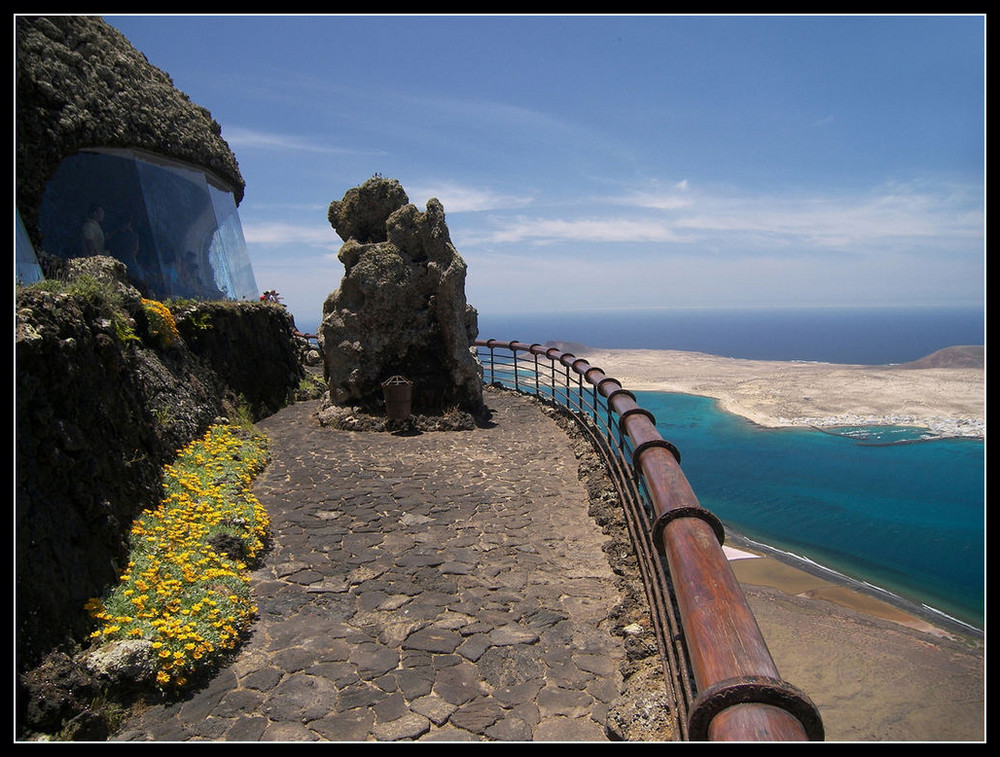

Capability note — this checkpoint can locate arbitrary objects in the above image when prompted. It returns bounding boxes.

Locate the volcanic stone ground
[112,388,669,741]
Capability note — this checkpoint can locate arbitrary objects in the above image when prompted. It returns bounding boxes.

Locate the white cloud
[223,126,385,156]
[668,184,984,248]
[462,179,983,252]
[242,220,338,247]
[614,190,694,211]
[470,217,685,245]
[405,182,534,213]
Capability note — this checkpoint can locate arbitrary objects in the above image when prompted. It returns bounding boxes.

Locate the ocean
[475,305,985,631]
[476,304,985,365]
[638,391,984,630]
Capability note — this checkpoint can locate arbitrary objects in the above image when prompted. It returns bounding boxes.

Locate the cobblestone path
[114,389,634,741]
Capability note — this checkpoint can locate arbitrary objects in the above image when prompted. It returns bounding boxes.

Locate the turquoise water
[635,391,985,630]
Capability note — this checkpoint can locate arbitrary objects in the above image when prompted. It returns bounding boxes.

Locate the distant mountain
[898,345,984,369]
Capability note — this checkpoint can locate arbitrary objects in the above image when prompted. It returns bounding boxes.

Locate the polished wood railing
[476,339,824,742]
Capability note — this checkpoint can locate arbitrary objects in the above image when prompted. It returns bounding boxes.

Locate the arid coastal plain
[570,344,984,438]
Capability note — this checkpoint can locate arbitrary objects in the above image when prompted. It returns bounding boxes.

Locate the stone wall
[15,262,303,675]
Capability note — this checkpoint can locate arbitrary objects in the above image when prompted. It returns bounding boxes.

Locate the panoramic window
[16,210,43,285]
[37,148,258,301]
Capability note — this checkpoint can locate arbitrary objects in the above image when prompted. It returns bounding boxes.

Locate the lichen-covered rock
[328,177,409,245]
[606,681,677,741]
[174,301,305,420]
[18,650,100,736]
[82,640,157,687]
[62,255,144,313]
[319,178,484,416]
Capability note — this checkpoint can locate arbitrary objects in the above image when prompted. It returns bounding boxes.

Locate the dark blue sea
[477,305,985,365]
[478,305,985,630]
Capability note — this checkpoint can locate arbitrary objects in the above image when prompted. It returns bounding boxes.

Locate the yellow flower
[84,423,270,689]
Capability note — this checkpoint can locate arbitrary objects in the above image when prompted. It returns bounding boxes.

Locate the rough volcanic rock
[319,178,484,416]
[16,259,302,682]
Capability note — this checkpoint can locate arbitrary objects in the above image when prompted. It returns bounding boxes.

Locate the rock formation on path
[319,177,484,417]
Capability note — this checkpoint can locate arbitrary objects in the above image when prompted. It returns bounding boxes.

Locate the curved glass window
[37,148,258,301]
[16,210,43,285]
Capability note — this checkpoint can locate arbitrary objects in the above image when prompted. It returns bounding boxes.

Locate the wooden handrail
[476,338,824,742]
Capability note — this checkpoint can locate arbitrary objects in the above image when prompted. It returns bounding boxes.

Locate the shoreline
[549,342,985,739]
[565,345,984,440]
[573,344,984,633]
[721,530,982,639]
[548,343,984,630]
[721,532,984,741]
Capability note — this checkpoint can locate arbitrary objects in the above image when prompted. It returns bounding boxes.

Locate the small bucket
[381,375,413,420]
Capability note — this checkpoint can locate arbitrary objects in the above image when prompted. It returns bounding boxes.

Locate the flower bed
[86,424,270,689]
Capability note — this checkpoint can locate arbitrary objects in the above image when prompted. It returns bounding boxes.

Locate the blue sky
[105,14,985,330]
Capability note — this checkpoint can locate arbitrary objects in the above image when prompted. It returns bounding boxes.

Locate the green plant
[112,314,142,346]
[186,311,214,332]
[230,395,256,430]
[26,274,125,311]
[295,373,327,401]
[152,407,174,429]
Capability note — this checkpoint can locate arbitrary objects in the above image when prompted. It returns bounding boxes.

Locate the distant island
[553,344,984,439]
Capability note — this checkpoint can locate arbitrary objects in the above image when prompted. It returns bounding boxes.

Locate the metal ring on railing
[618,406,657,428]
[472,337,823,742]
[651,505,726,553]
[632,437,682,466]
[596,376,622,392]
[687,675,825,742]
[606,386,636,404]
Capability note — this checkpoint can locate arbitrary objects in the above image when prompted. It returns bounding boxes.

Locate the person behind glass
[109,213,141,277]
[80,203,107,256]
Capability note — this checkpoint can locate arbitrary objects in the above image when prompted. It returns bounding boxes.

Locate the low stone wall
[15,276,304,677]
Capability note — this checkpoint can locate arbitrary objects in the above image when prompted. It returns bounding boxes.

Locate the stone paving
[113,389,640,741]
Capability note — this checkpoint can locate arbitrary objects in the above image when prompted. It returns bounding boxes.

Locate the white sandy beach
[570,345,984,438]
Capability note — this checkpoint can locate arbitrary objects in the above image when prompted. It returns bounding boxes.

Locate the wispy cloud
[223,126,386,156]
[406,182,534,213]
[666,182,984,248]
[461,179,983,252]
[471,217,685,245]
[612,180,694,211]
[242,220,338,248]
